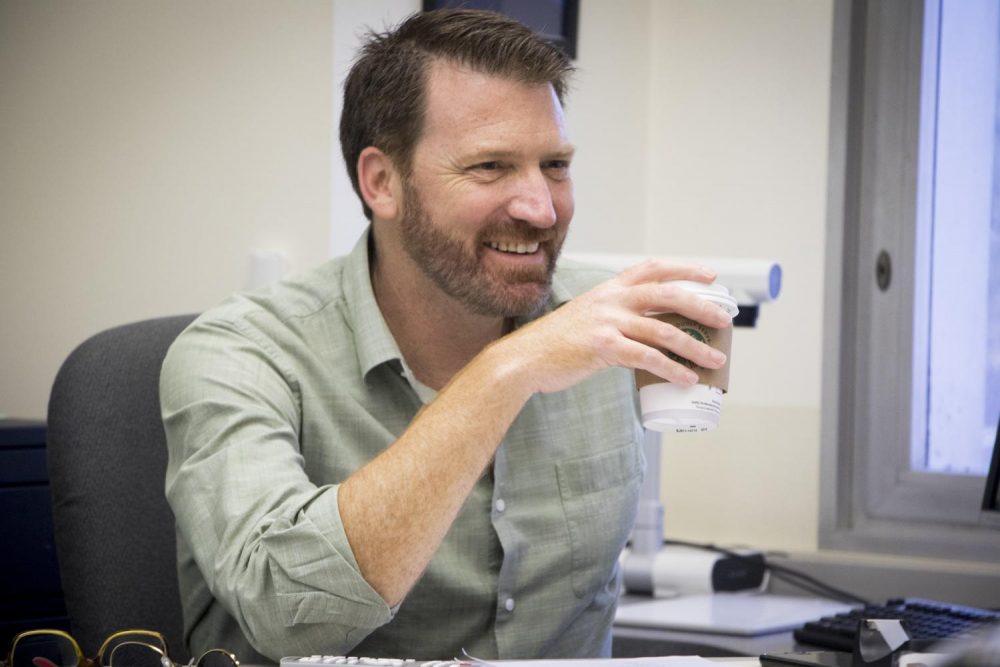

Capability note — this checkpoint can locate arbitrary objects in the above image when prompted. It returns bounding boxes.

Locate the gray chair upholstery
[46,315,197,661]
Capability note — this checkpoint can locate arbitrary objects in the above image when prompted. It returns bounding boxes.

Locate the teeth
[488,241,540,254]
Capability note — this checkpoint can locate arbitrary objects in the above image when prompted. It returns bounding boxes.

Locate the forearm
[338,340,531,605]
[339,259,733,606]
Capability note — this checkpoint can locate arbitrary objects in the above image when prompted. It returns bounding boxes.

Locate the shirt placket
[489,438,520,657]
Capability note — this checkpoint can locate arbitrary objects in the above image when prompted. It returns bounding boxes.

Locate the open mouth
[485,240,541,255]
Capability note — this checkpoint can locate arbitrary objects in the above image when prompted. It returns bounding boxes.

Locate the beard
[398,179,566,318]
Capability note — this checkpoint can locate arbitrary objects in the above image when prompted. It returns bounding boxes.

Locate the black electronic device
[421,0,579,58]
[793,598,1000,653]
[760,652,854,667]
[0,420,70,651]
[981,412,1000,525]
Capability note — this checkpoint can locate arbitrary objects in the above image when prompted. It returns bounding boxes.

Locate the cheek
[554,181,575,223]
[418,178,492,221]
[447,191,509,228]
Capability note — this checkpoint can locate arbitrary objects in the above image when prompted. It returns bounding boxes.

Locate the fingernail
[684,370,699,384]
[711,350,727,366]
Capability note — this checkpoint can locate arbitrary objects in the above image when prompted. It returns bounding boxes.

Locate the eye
[466,161,509,181]
[542,159,571,179]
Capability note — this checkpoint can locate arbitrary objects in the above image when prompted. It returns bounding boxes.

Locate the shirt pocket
[555,441,644,598]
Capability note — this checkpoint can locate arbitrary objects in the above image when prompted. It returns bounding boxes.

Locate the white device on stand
[621,429,768,598]
[565,253,782,312]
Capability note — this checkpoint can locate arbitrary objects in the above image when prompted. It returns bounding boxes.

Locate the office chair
[46,314,197,661]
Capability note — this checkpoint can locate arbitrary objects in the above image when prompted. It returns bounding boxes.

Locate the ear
[357,147,402,221]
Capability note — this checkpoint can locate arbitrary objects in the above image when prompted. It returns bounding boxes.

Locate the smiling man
[160,9,731,665]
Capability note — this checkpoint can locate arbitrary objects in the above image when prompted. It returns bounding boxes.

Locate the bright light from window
[917,0,1000,475]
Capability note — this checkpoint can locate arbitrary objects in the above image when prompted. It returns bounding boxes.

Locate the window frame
[820,0,1000,562]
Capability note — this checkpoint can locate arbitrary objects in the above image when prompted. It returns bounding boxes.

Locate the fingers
[625,314,728,372]
[616,258,716,287]
[615,337,700,386]
[607,259,730,328]
[502,260,733,396]
[619,281,733,328]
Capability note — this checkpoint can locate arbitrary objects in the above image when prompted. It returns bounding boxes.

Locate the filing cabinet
[0,420,70,651]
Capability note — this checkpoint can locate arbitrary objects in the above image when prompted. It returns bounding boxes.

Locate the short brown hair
[340,9,574,220]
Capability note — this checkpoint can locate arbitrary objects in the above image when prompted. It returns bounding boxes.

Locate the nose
[507,168,558,228]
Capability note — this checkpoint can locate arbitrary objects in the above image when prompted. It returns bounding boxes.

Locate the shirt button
[504,597,515,612]
[494,498,506,513]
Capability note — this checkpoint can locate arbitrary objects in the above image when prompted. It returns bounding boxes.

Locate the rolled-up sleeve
[160,315,393,660]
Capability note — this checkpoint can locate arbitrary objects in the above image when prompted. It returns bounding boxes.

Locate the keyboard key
[793,598,1000,652]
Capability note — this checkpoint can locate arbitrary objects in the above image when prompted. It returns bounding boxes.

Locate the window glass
[917,0,999,475]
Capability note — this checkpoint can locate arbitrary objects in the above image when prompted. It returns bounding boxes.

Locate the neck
[370,232,507,391]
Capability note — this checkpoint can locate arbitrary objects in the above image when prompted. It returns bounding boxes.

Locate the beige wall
[569,0,833,552]
[329,0,420,256]
[0,0,835,553]
[562,1,651,254]
[645,0,834,552]
[0,1,334,419]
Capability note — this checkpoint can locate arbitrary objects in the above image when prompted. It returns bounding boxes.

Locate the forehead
[418,58,570,157]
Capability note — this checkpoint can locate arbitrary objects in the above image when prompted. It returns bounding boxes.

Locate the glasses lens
[98,633,167,667]
[195,650,237,667]
[107,643,165,667]
[10,634,79,667]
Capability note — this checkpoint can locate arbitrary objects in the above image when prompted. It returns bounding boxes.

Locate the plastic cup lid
[668,280,739,318]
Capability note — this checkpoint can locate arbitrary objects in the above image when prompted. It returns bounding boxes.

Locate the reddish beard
[399,180,565,317]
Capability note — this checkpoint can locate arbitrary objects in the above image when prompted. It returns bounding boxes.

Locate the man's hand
[490,259,733,397]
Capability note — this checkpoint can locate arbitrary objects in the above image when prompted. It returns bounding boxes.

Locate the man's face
[397,60,575,318]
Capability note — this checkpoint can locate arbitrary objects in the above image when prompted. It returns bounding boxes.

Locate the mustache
[475,219,559,245]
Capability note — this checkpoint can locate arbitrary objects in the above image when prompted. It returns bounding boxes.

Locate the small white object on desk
[615,593,856,636]
[281,656,742,667]
[475,658,726,666]
[280,657,461,667]
[897,654,949,667]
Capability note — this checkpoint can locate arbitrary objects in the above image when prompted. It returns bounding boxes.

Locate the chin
[478,282,552,319]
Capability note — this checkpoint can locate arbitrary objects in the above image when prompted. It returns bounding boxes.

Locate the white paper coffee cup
[636,281,738,433]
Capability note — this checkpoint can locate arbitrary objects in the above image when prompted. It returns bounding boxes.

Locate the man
[161,9,730,664]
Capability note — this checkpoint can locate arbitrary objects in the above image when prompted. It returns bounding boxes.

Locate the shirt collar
[342,227,406,379]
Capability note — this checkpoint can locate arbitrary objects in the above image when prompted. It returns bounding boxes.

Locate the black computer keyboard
[793,598,1000,652]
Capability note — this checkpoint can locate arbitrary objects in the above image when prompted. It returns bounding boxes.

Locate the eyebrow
[464,145,576,163]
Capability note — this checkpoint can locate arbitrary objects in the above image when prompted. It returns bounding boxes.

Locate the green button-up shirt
[160,230,644,664]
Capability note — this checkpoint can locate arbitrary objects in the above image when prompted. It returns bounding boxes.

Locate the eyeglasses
[4,630,238,667]
[106,642,236,667]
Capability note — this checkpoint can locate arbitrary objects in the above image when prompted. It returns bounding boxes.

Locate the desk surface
[613,595,803,659]
[613,623,794,658]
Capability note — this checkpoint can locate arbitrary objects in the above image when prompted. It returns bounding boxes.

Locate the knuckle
[658,320,680,340]
[634,258,660,273]
[658,282,681,300]
[659,322,689,349]
[594,280,624,304]
[659,283,689,309]
[591,327,617,350]
[641,346,664,368]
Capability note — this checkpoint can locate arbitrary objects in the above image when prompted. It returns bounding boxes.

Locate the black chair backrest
[46,315,197,661]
